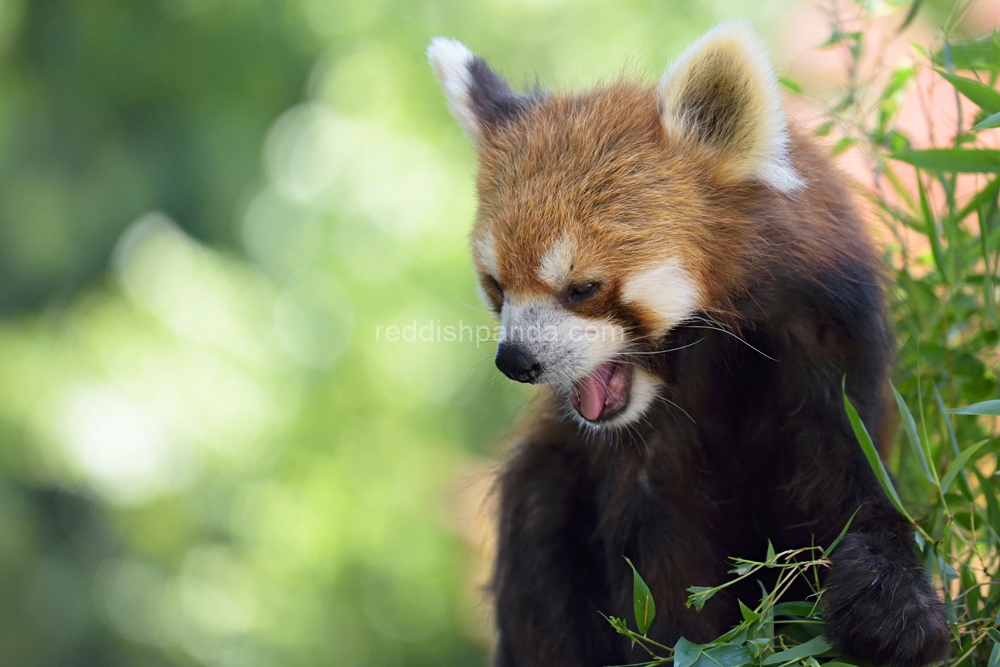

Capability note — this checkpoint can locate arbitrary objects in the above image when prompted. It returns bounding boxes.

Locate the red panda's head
[428,23,803,428]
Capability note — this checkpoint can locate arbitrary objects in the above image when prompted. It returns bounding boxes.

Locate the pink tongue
[574,362,617,421]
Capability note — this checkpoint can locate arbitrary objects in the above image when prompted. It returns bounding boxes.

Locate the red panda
[428,22,950,667]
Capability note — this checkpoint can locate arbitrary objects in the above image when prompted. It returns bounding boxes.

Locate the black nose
[495,342,543,383]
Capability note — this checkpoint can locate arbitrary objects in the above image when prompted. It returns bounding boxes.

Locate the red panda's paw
[822,533,951,667]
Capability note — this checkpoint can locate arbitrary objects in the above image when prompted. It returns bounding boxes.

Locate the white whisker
[687,316,779,362]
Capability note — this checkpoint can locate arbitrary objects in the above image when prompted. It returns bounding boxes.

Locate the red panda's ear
[657,22,803,193]
[427,38,534,142]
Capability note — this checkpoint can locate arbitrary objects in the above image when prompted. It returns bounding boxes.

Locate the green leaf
[718,622,749,644]
[778,77,802,94]
[976,189,999,323]
[941,439,990,494]
[889,149,1000,173]
[938,556,959,583]
[739,600,760,623]
[916,171,949,283]
[726,628,749,646]
[826,507,859,555]
[766,540,776,562]
[892,384,936,484]
[601,613,629,633]
[931,34,1000,70]
[687,586,717,611]
[934,386,964,461]
[988,639,1000,667]
[693,644,753,667]
[831,136,855,156]
[949,176,1000,227]
[843,385,912,522]
[624,556,656,635]
[773,601,819,617]
[876,62,916,138]
[988,628,1000,644]
[761,636,833,665]
[758,582,774,640]
[937,70,1000,113]
[746,638,770,658]
[973,110,1000,130]
[897,0,923,32]
[974,468,1000,538]
[944,588,958,625]
[949,400,1000,416]
[934,385,972,497]
[675,637,703,667]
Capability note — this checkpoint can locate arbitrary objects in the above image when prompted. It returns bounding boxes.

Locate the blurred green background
[0,0,938,664]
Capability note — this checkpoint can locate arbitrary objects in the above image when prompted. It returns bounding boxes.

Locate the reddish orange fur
[472,81,883,333]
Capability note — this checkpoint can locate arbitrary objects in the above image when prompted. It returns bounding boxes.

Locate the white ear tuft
[428,38,533,142]
[427,37,480,139]
[658,21,803,193]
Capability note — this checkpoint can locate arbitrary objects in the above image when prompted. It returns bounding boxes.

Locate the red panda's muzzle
[570,361,632,422]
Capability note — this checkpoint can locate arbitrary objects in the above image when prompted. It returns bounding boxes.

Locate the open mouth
[570,360,633,422]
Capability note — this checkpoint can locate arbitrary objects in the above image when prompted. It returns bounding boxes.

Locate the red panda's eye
[565,281,600,304]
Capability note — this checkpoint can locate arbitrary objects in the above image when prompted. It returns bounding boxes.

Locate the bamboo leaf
[624,556,656,635]
[977,189,999,323]
[889,149,1000,173]
[778,77,802,94]
[693,644,753,667]
[896,0,924,35]
[973,110,1000,130]
[843,385,912,522]
[892,383,936,484]
[883,162,920,215]
[950,400,1000,416]
[974,468,1000,540]
[761,636,832,665]
[897,0,923,32]
[932,34,1000,70]
[916,170,949,282]
[772,601,818,617]
[937,70,1000,113]
[934,385,971,497]
[950,176,1000,225]
[832,137,855,156]
[675,637,702,667]
[739,600,759,623]
[941,440,990,494]
[686,586,717,611]
[826,507,860,555]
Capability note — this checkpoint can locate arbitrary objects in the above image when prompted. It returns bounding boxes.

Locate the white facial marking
[475,283,493,310]
[538,232,574,289]
[499,294,665,429]
[500,296,624,387]
[622,260,701,333]
[473,235,499,309]
[473,234,498,277]
[426,38,480,140]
